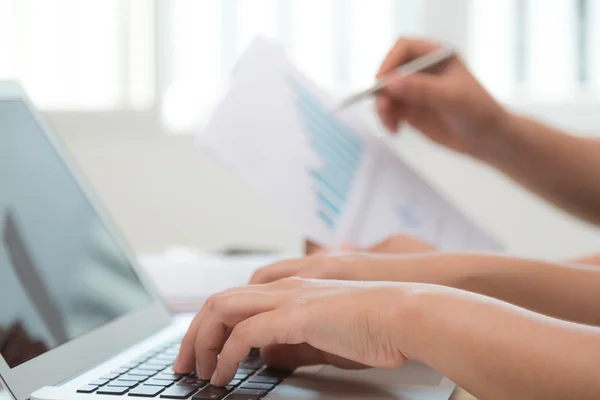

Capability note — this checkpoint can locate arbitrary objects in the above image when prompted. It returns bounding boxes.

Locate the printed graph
[288,79,366,229]
[398,204,422,230]
[397,199,445,245]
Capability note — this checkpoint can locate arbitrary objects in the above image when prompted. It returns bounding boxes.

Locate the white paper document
[139,250,298,311]
[197,38,502,251]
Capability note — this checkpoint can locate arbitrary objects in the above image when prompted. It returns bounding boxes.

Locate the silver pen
[333,46,456,112]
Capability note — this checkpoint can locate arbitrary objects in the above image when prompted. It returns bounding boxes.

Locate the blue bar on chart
[398,204,422,230]
[288,78,366,229]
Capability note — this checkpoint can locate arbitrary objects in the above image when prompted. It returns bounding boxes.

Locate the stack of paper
[139,250,297,312]
[198,38,502,252]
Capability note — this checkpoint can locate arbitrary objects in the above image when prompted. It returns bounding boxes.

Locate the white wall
[54,128,303,254]
[50,104,600,260]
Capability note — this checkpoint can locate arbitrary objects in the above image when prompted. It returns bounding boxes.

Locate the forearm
[451,254,600,326]
[399,287,600,400]
[473,113,600,225]
[569,252,600,266]
[355,253,600,325]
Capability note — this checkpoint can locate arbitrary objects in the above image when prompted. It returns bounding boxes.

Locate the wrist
[391,284,449,362]
[465,111,525,165]
[385,253,480,287]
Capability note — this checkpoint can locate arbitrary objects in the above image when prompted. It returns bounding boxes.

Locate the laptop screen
[0,100,152,368]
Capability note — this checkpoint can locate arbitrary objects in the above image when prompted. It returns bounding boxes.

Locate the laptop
[0,81,456,400]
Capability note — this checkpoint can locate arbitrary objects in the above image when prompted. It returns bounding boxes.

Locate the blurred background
[1,0,599,259]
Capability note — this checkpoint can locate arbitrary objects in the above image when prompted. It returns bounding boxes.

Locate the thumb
[384,73,455,107]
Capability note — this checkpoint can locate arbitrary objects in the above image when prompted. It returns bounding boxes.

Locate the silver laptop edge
[0,81,173,400]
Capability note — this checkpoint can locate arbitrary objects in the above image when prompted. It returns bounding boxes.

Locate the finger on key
[174,284,253,374]
[173,311,205,373]
[211,308,305,387]
[175,285,276,374]
[194,291,281,380]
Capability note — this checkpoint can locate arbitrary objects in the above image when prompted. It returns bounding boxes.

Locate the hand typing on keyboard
[173,278,416,387]
[76,340,287,400]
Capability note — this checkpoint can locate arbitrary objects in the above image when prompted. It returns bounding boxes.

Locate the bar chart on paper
[199,38,504,251]
[288,79,366,230]
[398,203,423,230]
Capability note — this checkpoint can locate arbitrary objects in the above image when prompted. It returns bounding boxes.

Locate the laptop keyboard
[76,339,288,400]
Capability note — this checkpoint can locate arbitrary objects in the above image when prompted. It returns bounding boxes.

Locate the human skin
[173,278,600,400]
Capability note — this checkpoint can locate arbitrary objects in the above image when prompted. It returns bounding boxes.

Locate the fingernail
[210,370,219,386]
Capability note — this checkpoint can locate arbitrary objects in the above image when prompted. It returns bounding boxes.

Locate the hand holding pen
[340,39,510,158]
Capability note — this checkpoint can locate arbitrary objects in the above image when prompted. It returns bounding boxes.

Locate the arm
[569,252,600,266]
[175,278,600,400]
[402,287,600,400]
[376,38,600,226]
[354,253,600,327]
[251,252,600,326]
[474,114,600,225]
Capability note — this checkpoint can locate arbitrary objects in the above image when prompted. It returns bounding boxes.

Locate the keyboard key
[154,356,177,362]
[176,381,207,389]
[89,379,110,386]
[236,369,254,376]
[108,382,138,389]
[248,349,260,358]
[175,382,205,389]
[101,373,121,380]
[159,385,199,399]
[247,376,280,384]
[129,370,156,377]
[239,359,262,369]
[258,368,289,378]
[233,374,248,381]
[128,385,165,397]
[122,363,141,369]
[77,385,98,394]
[143,361,172,368]
[226,396,260,400]
[182,377,207,384]
[145,379,174,387]
[97,386,129,395]
[154,360,176,366]
[232,389,267,397]
[112,368,132,375]
[191,386,231,400]
[239,383,273,391]
[227,380,241,387]
[154,373,184,382]
[119,375,149,383]
[137,365,164,373]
